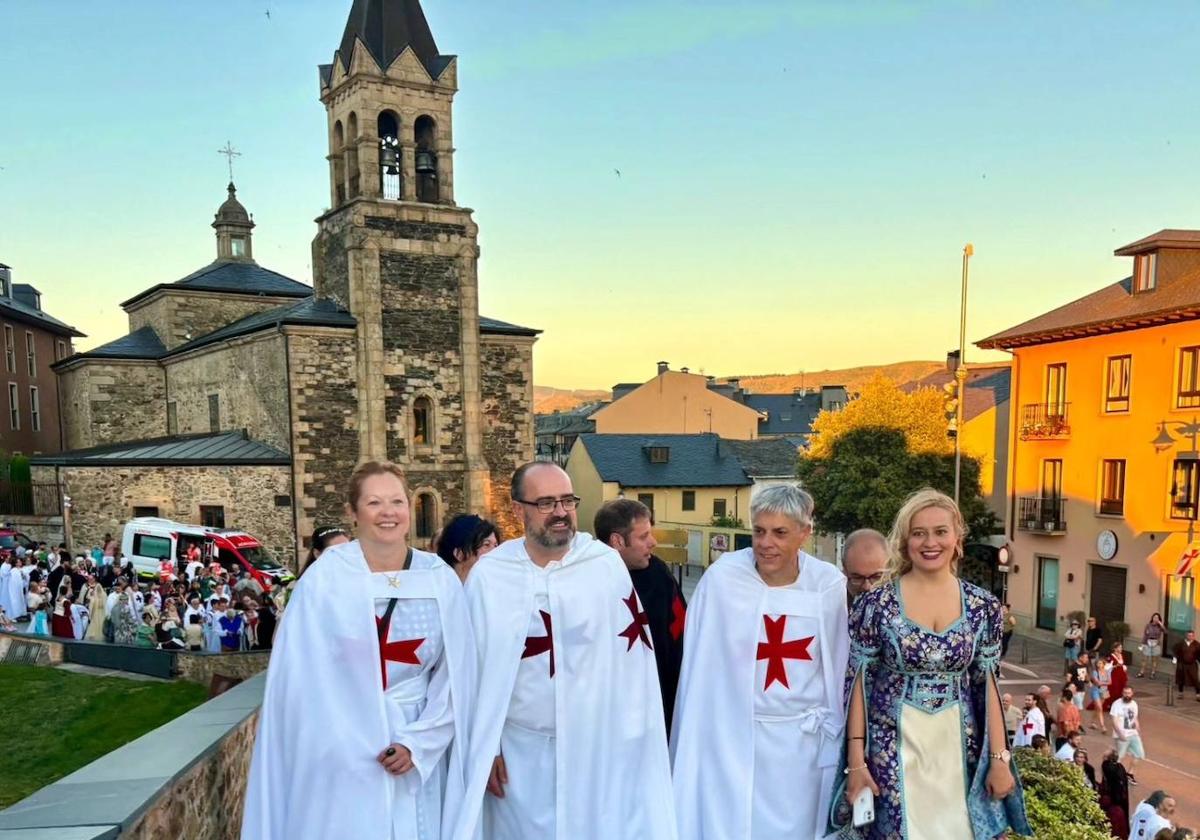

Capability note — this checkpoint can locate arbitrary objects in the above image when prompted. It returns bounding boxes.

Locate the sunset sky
[3,1,1199,389]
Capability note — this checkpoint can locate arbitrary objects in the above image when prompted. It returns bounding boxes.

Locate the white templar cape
[671,548,849,840]
[451,532,677,840]
[242,542,476,840]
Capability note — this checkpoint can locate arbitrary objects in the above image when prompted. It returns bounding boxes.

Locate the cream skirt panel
[899,702,973,840]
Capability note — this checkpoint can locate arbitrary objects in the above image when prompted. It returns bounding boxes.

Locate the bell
[380,144,400,176]
[415,150,437,174]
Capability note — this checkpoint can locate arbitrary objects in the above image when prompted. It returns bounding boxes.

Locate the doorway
[1037,556,1059,631]
[1088,564,1127,644]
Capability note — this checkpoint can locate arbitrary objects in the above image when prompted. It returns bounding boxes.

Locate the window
[1045,363,1067,415]
[1104,355,1131,413]
[1133,253,1158,292]
[1099,459,1126,516]
[167,401,178,435]
[132,506,160,519]
[200,505,226,528]
[682,490,696,511]
[1041,459,1063,500]
[1179,347,1200,409]
[231,237,246,258]
[3,326,13,373]
[413,396,431,445]
[648,446,670,464]
[1171,459,1200,521]
[55,340,67,361]
[637,493,655,517]
[25,332,35,377]
[7,382,17,430]
[713,498,728,518]
[415,493,437,539]
[132,533,172,560]
[208,394,220,432]
[28,386,40,432]
[274,494,292,508]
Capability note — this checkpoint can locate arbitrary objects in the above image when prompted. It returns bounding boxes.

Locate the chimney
[0,264,11,299]
[657,361,669,375]
[680,366,690,375]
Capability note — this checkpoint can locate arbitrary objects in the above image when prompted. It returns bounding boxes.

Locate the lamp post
[954,243,974,505]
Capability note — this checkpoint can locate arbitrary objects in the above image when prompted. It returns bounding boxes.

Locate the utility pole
[954,243,973,505]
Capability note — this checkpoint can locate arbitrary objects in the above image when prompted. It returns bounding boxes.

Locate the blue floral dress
[829,579,1030,839]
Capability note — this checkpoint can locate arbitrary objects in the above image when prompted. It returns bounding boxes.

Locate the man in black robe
[595,499,687,730]
[1174,629,1200,699]
[46,559,69,606]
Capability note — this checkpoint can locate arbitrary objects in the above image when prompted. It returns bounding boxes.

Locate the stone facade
[128,289,301,352]
[53,465,295,567]
[175,649,271,686]
[480,335,537,536]
[165,333,290,450]
[57,360,167,450]
[286,327,359,548]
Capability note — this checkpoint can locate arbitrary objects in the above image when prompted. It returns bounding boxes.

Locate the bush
[1011,748,1111,840]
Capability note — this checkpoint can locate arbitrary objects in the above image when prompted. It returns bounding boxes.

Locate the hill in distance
[535,361,945,413]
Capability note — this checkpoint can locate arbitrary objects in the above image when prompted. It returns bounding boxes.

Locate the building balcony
[1019,403,1071,440]
[1018,497,1067,534]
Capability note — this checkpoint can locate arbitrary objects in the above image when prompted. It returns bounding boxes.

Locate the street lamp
[954,243,974,505]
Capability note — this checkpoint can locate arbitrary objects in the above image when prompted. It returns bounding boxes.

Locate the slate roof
[327,0,455,83]
[167,297,356,357]
[720,438,801,478]
[743,393,822,437]
[0,295,85,338]
[479,316,541,337]
[575,434,751,488]
[1114,229,1200,256]
[30,431,290,468]
[120,261,313,309]
[62,325,166,363]
[906,364,1012,422]
[535,403,601,436]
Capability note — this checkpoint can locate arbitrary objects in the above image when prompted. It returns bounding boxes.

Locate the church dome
[214,183,252,225]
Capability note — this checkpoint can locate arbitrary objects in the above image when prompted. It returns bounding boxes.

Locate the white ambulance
[120,517,293,587]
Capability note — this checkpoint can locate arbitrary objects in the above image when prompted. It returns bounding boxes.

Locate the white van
[120,517,293,587]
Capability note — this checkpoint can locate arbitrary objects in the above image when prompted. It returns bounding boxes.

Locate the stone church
[32,0,539,566]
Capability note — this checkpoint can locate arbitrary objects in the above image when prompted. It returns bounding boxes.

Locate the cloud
[470,0,933,77]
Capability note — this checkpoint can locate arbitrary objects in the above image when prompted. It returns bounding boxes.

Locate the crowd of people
[0,539,281,654]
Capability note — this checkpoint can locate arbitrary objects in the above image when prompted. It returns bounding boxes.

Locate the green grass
[0,664,209,808]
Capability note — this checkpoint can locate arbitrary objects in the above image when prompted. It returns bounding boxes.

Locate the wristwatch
[990,749,1011,763]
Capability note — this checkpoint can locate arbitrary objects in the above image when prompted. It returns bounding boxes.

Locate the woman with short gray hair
[672,482,848,839]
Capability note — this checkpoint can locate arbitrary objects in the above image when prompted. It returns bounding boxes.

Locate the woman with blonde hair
[834,488,1029,839]
[244,461,476,840]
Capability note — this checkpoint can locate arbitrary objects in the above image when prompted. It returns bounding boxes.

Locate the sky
[2,1,1199,389]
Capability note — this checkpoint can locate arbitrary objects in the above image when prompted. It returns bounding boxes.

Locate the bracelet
[844,764,868,775]
[848,735,866,741]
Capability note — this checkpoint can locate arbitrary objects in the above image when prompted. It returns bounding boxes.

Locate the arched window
[413,396,432,445]
[345,112,361,198]
[414,115,438,203]
[378,110,401,200]
[415,493,437,540]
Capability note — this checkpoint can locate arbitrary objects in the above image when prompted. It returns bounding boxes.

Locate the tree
[806,373,951,459]
[797,426,998,541]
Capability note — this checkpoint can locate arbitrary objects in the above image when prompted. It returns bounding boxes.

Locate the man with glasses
[453,462,676,840]
[842,528,888,607]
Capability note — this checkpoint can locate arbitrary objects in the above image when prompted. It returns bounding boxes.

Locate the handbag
[1063,638,1074,648]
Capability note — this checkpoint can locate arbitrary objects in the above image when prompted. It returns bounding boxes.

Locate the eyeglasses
[515,495,580,513]
[848,572,885,586]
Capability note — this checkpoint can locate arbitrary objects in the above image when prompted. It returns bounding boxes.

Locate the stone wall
[175,650,271,687]
[59,465,296,568]
[0,514,64,546]
[286,328,359,553]
[480,335,536,536]
[0,631,62,664]
[57,360,167,450]
[165,333,290,451]
[127,289,303,352]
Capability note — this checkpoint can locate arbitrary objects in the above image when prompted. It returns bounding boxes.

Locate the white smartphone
[852,787,875,828]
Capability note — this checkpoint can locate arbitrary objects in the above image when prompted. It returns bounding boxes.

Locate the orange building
[979,229,1200,651]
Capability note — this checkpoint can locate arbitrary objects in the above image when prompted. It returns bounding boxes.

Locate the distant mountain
[535,386,609,415]
[722,361,945,394]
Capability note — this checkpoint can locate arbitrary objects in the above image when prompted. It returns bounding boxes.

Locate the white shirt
[1012,706,1045,747]
[1054,742,1076,761]
[1110,698,1139,737]
[1132,808,1171,839]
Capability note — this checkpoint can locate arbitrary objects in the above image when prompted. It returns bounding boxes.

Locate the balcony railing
[1018,496,1067,534]
[1020,403,1071,440]
[0,482,63,517]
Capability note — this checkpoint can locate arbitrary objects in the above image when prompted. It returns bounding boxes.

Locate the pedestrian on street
[1002,693,1022,740]
[1139,613,1167,678]
[1065,619,1083,669]
[1101,746,1131,824]
[1172,630,1200,700]
[1107,642,1130,711]
[1110,685,1144,782]
[1131,790,1175,839]
[1013,692,1045,748]
[1086,615,1104,656]
[1055,688,1081,748]
[1001,602,1017,659]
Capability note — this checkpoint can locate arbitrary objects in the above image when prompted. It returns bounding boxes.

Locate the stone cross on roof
[217,141,241,182]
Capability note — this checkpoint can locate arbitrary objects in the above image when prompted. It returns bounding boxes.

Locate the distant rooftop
[575,433,751,488]
[30,431,290,467]
[121,261,313,310]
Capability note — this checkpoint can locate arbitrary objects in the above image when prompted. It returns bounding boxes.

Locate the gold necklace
[385,572,402,589]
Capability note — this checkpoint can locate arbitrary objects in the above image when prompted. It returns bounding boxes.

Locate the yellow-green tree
[806,373,951,459]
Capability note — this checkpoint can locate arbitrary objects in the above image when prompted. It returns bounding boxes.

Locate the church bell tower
[313,0,489,523]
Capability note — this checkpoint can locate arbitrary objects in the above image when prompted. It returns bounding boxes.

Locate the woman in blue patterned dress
[832,489,1029,839]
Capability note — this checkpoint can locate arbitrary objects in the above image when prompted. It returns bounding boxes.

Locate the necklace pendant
[386,574,402,589]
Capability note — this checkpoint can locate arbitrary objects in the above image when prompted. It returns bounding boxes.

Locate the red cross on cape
[618,587,653,652]
[756,614,813,691]
[522,609,555,677]
[375,613,424,690]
